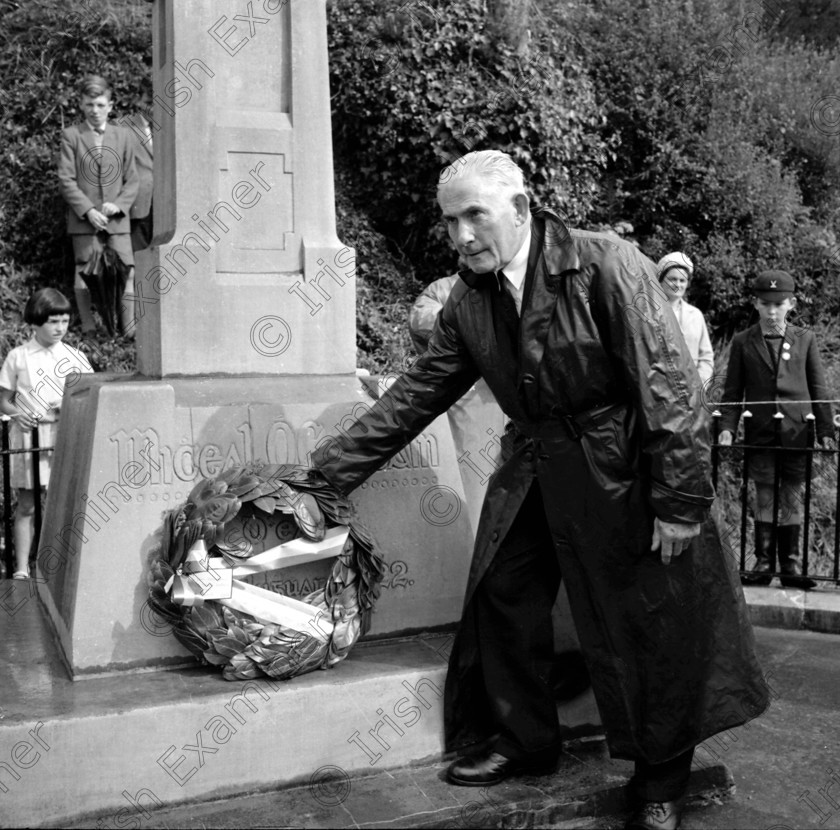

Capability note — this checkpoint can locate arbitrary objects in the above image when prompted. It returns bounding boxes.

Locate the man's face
[81,93,112,128]
[438,174,528,274]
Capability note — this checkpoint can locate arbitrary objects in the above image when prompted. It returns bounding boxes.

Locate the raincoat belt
[513,401,627,441]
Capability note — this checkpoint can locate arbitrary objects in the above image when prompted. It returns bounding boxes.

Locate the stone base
[35,373,480,676]
[0,589,602,829]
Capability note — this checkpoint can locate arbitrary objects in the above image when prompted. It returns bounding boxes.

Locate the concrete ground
[59,623,840,829]
[674,625,840,830]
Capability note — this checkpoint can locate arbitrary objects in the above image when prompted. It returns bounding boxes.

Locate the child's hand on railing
[718,430,733,446]
[11,409,40,431]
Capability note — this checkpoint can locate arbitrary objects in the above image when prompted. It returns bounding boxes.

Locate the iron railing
[1,408,839,584]
[711,408,840,584]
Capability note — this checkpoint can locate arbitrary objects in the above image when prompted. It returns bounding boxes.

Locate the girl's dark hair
[23,288,72,326]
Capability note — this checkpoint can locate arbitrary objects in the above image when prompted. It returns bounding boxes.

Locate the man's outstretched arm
[311,297,480,495]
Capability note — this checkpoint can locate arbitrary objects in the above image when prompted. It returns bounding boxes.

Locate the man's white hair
[437,150,527,198]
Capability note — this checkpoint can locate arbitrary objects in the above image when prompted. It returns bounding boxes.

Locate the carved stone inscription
[109,417,330,488]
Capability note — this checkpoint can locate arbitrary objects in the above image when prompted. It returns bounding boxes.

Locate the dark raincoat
[312,208,770,763]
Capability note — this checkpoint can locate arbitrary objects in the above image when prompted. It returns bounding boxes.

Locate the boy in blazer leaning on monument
[719,271,835,589]
[57,74,139,334]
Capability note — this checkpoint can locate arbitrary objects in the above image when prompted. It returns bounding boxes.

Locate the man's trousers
[473,481,694,801]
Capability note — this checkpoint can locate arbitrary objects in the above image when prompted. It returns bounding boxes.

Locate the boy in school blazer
[57,74,138,333]
[719,271,834,589]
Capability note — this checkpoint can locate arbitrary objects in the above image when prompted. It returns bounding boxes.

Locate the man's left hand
[101,202,121,217]
[652,519,701,565]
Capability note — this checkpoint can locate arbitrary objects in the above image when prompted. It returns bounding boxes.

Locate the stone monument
[37,0,474,676]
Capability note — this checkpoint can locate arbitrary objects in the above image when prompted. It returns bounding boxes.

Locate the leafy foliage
[1,0,839,380]
[0,0,152,280]
[334,169,424,373]
[565,0,840,335]
[327,0,610,282]
[0,0,149,372]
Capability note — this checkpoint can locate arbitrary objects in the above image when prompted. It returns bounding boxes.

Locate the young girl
[0,288,93,579]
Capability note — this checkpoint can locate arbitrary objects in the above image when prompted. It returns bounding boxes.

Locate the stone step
[58,737,733,829]
[0,585,600,829]
[744,584,840,634]
[4,578,824,828]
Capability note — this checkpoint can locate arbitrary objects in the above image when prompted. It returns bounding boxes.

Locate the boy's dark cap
[751,270,795,300]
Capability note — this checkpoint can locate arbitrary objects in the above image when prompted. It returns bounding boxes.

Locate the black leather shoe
[740,571,773,586]
[445,750,556,787]
[625,799,683,830]
[778,526,816,590]
[741,521,775,586]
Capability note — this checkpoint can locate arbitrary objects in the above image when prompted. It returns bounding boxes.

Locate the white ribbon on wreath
[165,526,350,641]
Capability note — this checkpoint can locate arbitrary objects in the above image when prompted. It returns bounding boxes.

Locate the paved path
[58,625,840,829]
[674,626,840,829]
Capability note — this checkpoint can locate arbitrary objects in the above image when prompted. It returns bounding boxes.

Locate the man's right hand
[86,207,108,231]
[718,430,733,446]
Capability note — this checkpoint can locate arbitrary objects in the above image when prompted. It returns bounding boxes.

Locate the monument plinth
[37,0,475,676]
[136,0,355,377]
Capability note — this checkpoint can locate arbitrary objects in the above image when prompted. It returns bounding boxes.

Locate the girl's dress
[0,337,93,489]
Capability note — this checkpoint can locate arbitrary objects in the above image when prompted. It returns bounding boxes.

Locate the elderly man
[311,150,769,830]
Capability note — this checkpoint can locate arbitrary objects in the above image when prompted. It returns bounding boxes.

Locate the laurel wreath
[147,465,385,681]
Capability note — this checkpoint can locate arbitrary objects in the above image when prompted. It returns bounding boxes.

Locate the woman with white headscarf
[657,251,714,386]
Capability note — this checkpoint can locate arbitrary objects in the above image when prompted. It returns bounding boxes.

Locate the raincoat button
[524,451,534,461]
[491,531,500,542]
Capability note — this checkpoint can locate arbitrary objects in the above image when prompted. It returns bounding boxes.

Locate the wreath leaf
[252,495,277,514]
